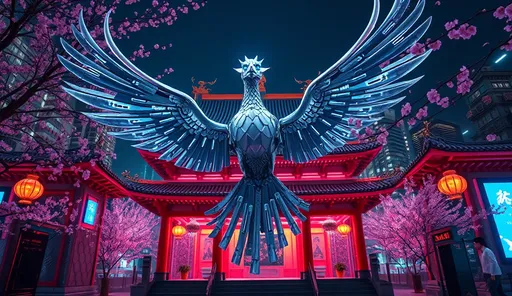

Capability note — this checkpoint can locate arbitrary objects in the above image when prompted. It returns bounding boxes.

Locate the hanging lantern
[321,218,337,232]
[14,174,44,205]
[437,170,467,200]
[185,219,200,234]
[337,224,351,237]
[172,225,186,239]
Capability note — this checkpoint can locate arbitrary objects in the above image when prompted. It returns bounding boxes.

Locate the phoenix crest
[59,0,431,274]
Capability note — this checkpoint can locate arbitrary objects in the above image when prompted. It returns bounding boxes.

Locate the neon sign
[83,198,98,226]
[434,231,452,243]
[482,182,512,259]
[0,191,4,203]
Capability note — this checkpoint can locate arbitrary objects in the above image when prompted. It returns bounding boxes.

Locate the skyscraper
[362,109,412,177]
[1,38,73,152]
[410,120,464,156]
[70,118,117,168]
[464,68,512,141]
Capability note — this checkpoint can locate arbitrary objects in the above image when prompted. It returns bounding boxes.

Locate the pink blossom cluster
[456,66,473,95]
[415,106,428,120]
[0,195,80,235]
[486,134,497,142]
[401,102,412,117]
[426,89,450,108]
[445,19,477,40]
[376,127,389,145]
[493,5,512,21]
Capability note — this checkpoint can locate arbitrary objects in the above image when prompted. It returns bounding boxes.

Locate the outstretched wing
[279,0,431,163]
[59,11,230,172]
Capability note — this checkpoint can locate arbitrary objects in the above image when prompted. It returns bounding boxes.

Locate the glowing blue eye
[256,65,261,70]
[243,65,248,70]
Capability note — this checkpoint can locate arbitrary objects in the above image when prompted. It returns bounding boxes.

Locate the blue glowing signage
[83,198,98,226]
[482,182,512,259]
[0,191,4,203]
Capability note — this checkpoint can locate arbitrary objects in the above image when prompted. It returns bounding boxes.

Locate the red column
[212,227,224,280]
[352,210,370,278]
[155,215,171,281]
[302,215,314,276]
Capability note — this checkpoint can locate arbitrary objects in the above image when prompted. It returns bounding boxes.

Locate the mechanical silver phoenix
[59,0,431,274]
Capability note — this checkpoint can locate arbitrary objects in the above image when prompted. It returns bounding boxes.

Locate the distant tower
[463,68,512,141]
[362,109,411,177]
[410,120,463,156]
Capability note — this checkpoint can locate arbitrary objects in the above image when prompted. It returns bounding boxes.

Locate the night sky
[111,0,512,177]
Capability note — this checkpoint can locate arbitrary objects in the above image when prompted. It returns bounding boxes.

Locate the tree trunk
[411,273,424,293]
[100,277,109,296]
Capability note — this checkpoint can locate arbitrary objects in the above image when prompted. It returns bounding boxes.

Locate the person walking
[473,237,507,296]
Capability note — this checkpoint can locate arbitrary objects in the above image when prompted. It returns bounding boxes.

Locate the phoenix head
[234,56,269,81]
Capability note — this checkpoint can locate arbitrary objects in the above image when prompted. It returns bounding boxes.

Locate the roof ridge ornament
[191,77,217,100]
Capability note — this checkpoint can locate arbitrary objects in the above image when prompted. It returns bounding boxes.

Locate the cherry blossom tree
[0,194,80,235]
[364,176,495,282]
[352,3,512,145]
[0,0,207,179]
[98,198,158,296]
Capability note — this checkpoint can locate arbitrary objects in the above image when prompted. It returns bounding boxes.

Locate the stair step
[148,278,378,296]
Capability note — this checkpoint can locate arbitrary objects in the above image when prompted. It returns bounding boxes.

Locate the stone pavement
[393,287,426,296]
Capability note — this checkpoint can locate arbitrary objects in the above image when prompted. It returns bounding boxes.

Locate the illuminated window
[0,191,4,203]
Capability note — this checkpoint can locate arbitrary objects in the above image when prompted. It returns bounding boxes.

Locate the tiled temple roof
[119,174,404,197]
[111,137,512,196]
[2,138,512,198]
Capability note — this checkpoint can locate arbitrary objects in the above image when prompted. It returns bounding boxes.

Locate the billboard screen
[482,182,512,259]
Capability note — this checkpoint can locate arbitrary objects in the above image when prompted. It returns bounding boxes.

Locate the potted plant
[334,263,346,278]
[178,265,191,279]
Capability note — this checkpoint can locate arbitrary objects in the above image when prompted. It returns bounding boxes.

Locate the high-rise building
[362,109,412,177]
[410,120,464,156]
[464,68,512,141]
[1,38,73,151]
[70,118,117,168]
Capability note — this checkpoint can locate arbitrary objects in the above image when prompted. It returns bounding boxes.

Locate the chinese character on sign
[496,189,512,206]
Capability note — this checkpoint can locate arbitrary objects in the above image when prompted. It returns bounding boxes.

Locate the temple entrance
[226,228,299,279]
[168,215,356,280]
[309,216,356,279]
[5,229,49,295]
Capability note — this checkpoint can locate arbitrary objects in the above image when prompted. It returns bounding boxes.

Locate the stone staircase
[147,280,207,296]
[147,278,378,296]
[212,279,313,296]
[317,278,378,296]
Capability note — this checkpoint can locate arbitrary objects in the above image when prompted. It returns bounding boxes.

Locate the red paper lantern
[337,224,351,236]
[185,219,200,234]
[14,174,44,205]
[172,225,186,238]
[437,170,467,200]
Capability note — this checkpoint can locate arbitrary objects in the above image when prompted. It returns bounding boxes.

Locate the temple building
[0,92,512,295]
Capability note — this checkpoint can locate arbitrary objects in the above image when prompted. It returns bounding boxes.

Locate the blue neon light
[495,54,507,64]
[83,199,98,226]
[482,182,512,259]
[0,191,4,203]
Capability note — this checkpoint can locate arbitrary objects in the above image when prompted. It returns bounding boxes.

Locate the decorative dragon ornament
[59,0,431,274]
